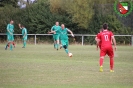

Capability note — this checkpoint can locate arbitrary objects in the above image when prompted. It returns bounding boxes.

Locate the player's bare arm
[67,29,74,37]
[18,23,22,29]
[95,37,97,41]
[112,36,117,51]
[95,36,99,50]
[96,39,100,46]
[7,29,12,35]
[48,30,55,34]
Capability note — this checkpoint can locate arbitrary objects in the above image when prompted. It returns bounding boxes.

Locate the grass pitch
[0,44,133,88]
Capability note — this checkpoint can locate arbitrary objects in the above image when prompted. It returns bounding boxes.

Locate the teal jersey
[51,25,61,35]
[59,28,68,40]
[6,24,14,35]
[22,28,27,36]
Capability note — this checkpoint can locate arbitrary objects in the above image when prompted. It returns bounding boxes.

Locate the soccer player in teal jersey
[59,24,74,56]
[18,24,28,48]
[5,20,14,50]
[48,22,61,50]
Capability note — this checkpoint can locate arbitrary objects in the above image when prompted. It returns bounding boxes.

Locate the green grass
[0,44,133,88]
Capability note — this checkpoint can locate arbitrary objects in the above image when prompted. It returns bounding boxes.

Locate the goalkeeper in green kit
[5,20,14,50]
[59,24,74,56]
[18,24,28,48]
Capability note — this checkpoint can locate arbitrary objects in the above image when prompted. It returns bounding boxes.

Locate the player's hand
[10,33,13,35]
[96,47,98,51]
[71,34,74,37]
[53,31,56,34]
[47,31,50,34]
[18,23,21,27]
[114,46,117,51]
[73,37,75,41]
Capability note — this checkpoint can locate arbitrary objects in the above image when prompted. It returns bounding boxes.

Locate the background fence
[0,34,133,46]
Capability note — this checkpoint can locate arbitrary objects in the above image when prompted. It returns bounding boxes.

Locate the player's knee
[109,56,114,59]
[63,45,67,49]
[100,56,104,59]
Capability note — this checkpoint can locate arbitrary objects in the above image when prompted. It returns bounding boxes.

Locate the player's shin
[5,43,8,50]
[24,41,26,47]
[110,57,114,71]
[56,40,59,50]
[65,49,69,54]
[63,45,69,54]
[99,57,104,67]
[13,42,15,48]
[10,42,13,50]
[99,57,104,72]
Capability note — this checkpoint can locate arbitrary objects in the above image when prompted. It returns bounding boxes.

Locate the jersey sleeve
[110,31,114,37]
[51,26,54,31]
[24,28,27,34]
[7,24,10,31]
[97,33,101,40]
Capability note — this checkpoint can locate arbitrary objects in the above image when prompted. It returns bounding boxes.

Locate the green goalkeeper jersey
[22,28,27,36]
[6,24,14,35]
[51,25,61,35]
[59,28,68,40]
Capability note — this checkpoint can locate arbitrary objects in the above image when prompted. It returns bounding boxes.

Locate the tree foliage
[0,0,18,7]
[49,0,94,29]
[0,0,132,44]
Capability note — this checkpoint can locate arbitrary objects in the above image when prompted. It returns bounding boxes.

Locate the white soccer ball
[68,53,73,57]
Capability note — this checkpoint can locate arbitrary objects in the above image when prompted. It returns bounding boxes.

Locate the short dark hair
[103,23,108,29]
[21,24,24,27]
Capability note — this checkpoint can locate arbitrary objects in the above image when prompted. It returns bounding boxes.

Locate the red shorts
[100,46,114,58]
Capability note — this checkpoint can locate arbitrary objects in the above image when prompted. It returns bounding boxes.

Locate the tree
[49,0,94,29]
[0,0,18,8]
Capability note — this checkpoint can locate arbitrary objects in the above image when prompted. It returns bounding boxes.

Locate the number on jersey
[104,35,109,41]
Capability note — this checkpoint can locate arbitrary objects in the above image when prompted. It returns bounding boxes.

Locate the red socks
[110,57,114,70]
[99,57,103,66]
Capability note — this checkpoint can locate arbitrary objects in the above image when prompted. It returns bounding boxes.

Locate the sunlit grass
[0,44,133,88]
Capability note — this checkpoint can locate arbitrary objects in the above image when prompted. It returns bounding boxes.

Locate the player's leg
[12,41,15,48]
[61,40,69,54]
[22,38,25,48]
[99,56,104,72]
[56,34,60,50]
[66,40,70,55]
[9,35,14,50]
[9,41,13,50]
[107,47,114,72]
[59,38,62,49]
[54,35,59,50]
[22,40,26,48]
[12,35,15,48]
[5,42,8,49]
[99,48,106,72]
[56,40,59,50]
[53,35,56,49]
[5,35,10,50]
[110,56,114,72]
[22,37,27,48]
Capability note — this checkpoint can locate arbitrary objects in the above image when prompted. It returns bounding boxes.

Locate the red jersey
[97,30,113,48]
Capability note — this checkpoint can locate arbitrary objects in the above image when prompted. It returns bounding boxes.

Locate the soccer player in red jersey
[95,29,103,50]
[97,23,117,72]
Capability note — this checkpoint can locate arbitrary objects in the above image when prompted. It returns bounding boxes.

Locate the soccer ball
[68,53,73,57]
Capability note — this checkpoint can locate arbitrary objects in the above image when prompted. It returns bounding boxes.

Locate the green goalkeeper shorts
[23,36,27,41]
[7,34,14,41]
[61,39,69,48]
[53,34,60,41]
